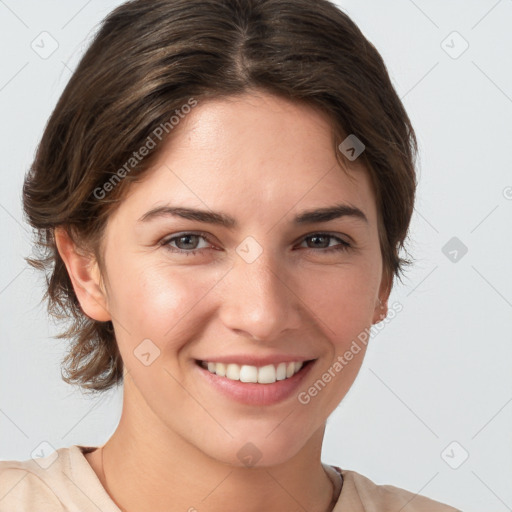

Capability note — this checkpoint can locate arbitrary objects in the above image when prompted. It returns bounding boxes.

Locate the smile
[194,358,317,406]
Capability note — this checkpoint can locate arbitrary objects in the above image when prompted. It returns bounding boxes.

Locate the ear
[372,266,392,325]
[54,226,111,322]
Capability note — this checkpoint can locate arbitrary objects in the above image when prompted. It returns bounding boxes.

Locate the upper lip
[195,355,317,367]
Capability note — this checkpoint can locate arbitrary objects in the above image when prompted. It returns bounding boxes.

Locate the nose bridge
[220,242,300,340]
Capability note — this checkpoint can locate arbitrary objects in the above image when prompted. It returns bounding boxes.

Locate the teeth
[216,362,227,377]
[255,364,276,384]
[201,361,305,384]
[276,362,287,381]
[226,363,240,380]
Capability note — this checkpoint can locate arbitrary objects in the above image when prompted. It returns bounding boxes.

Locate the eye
[159,231,352,257]
[160,232,214,256]
[298,233,352,253]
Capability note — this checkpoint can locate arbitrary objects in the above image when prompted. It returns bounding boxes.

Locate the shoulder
[0,455,65,511]
[333,467,461,512]
[0,445,117,512]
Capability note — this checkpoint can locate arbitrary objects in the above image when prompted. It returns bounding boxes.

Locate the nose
[219,247,303,342]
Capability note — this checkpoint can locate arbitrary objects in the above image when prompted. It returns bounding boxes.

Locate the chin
[194,426,312,469]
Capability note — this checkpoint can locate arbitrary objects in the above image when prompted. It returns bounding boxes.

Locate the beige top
[0,445,460,511]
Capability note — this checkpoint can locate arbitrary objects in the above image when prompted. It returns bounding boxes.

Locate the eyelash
[159,231,352,257]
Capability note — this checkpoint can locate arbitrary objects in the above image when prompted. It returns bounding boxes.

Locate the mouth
[193,358,317,406]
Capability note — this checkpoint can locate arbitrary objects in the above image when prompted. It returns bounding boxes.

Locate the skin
[56,90,391,512]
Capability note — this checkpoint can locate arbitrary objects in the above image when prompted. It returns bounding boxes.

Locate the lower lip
[194,360,316,406]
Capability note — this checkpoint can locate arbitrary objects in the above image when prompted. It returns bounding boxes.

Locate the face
[79,91,389,467]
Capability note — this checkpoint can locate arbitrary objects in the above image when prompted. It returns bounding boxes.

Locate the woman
[0,0,460,510]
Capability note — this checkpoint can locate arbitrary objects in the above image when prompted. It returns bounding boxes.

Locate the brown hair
[22,0,418,394]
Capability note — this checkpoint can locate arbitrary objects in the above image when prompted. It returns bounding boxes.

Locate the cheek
[106,260,230,358]
[296,262,378,343]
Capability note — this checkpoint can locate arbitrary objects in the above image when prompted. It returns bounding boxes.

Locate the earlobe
[372,298,388,324]
[54,227,111,322]
[372,269,392,325]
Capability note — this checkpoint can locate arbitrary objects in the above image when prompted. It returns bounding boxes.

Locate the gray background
[1,1,511,511]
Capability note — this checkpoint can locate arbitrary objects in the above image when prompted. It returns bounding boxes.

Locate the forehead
[115,91,378,228]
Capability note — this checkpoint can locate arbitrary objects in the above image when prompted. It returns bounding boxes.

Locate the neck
[93,375,340,512]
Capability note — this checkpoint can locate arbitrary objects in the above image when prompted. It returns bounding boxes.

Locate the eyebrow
[137,203,368,227]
